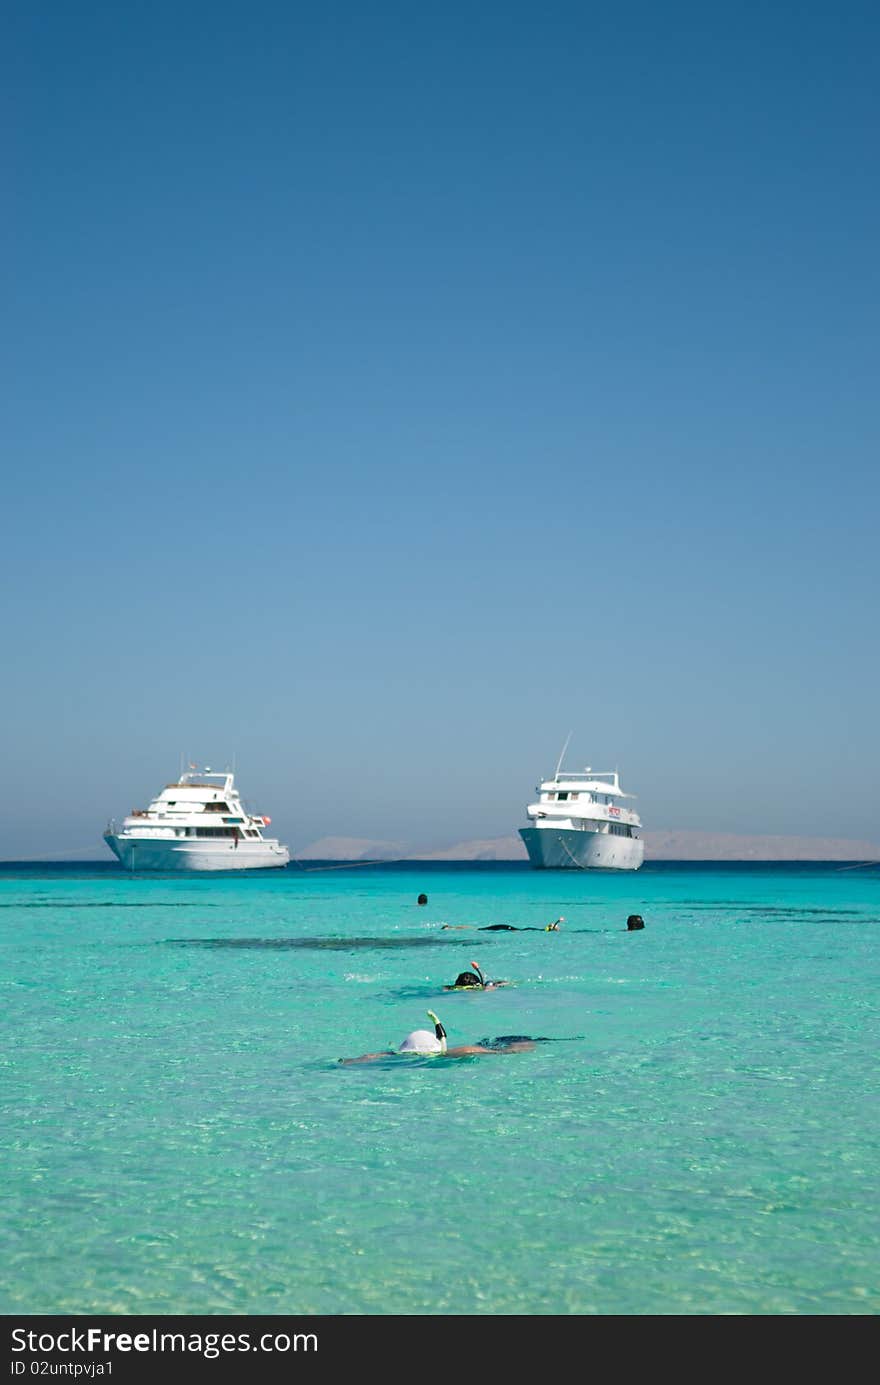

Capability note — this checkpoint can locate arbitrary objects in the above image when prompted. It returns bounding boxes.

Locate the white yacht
[519,750,644,871]
[104,767,290,871]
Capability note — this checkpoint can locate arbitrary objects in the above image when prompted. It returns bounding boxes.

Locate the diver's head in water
[453,971,483,988]
[398,1010,447,1054]
[417,893,428,905]
[461,960,486,987]
[627,914,645,930]
[398,1029,443,1053]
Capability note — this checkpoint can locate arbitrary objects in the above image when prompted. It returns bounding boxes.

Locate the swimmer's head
[398,1029,444,1053]
[627,914,645,930]
[399,1009,447,1054]
[453,971,482,988]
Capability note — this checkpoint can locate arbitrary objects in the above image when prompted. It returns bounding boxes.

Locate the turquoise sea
[2,859,878,1317]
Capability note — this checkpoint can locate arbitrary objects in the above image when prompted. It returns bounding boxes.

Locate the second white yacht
[104,767,290,871]
[519,751,644,871]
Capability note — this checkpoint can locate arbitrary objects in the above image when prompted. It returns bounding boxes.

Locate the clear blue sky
[3,1,878,857]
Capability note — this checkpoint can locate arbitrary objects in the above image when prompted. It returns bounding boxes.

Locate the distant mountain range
[294,831,880,863]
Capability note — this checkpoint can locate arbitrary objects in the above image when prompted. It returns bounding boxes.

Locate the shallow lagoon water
[2,860,878,1315]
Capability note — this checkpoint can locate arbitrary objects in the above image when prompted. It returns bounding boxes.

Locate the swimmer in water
[442,916,563,932]
[626,914,645,930]
[338,1011,538,1064]
[443,960,509,991]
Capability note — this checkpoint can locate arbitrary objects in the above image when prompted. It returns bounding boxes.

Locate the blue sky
[3,1,878,857]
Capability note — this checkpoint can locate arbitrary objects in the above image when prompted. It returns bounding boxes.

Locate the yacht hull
[519,827,643,871]
[104,834,290,872]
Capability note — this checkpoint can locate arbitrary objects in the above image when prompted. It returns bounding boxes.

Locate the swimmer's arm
[338,1050,394,1065]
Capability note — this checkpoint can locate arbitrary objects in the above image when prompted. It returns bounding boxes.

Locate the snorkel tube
[427,1010,447,1054]
[470,960,487,989]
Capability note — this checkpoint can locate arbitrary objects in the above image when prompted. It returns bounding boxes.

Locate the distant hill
[293,836,410,862]
[644,831,880,861]
[294,831,880,862]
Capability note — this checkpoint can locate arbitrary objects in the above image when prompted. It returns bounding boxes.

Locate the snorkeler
[338,1011,539,1064]
[443,960,509,991]
[626,914,645,930]
[442,916,563,932]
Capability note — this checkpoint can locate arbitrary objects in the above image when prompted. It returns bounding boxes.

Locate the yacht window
[204,802,231,813]
[557,792,569,801]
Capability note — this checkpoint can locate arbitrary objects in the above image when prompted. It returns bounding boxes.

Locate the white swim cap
[398,1029,444,1054]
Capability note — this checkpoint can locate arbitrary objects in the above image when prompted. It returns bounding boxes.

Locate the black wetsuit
[479,924,557,932]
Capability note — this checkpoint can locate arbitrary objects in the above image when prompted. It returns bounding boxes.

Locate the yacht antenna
[554,732,573,779]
